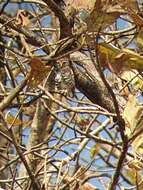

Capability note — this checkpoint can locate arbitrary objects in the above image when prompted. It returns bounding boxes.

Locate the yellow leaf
[132,134,143,154]
[124,168,142,186]
[13,67,21,78]
[120,49,143,71]
[6,114,31,128]
[123,95,143,154]
[98,43,122,73]
[98,43,143,73]
[6,115,22,126]
[90,143,100,159]
[123,95,143,135]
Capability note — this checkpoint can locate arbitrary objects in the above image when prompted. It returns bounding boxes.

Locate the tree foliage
[0,0,143,189]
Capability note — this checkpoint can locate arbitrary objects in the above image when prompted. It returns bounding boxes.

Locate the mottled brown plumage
[55,59,75,97]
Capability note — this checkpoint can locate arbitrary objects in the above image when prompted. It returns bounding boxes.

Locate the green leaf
[136,28,143,49]
[89,143,100,159]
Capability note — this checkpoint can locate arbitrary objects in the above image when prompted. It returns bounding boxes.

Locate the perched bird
[55,59,75,97]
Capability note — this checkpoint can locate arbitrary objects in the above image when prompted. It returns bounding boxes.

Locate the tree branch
[72,63,116,114]
[42,0,72,39]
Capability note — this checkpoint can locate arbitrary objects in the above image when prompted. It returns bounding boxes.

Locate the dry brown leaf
[6,115,22,126]
[98,43,122,73]
[75,115,90,129]
[86,9,121,31]
[15,10,31,27]
[119,0,143,27]
[123,95,143,154]
[114,48,143,72]
[98,43,143,74]
[67,0,123,31]
[85,1,124,31]
[67,0,96,11]
[22,105,36,117]
[123,95,143,136]
[79,183,97,190]
[27,57,51,88]
[119,49,143,70]
[118,0,138,10]
[128,159,143,171]
[128,10,143,27]
[6,114,31,128]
